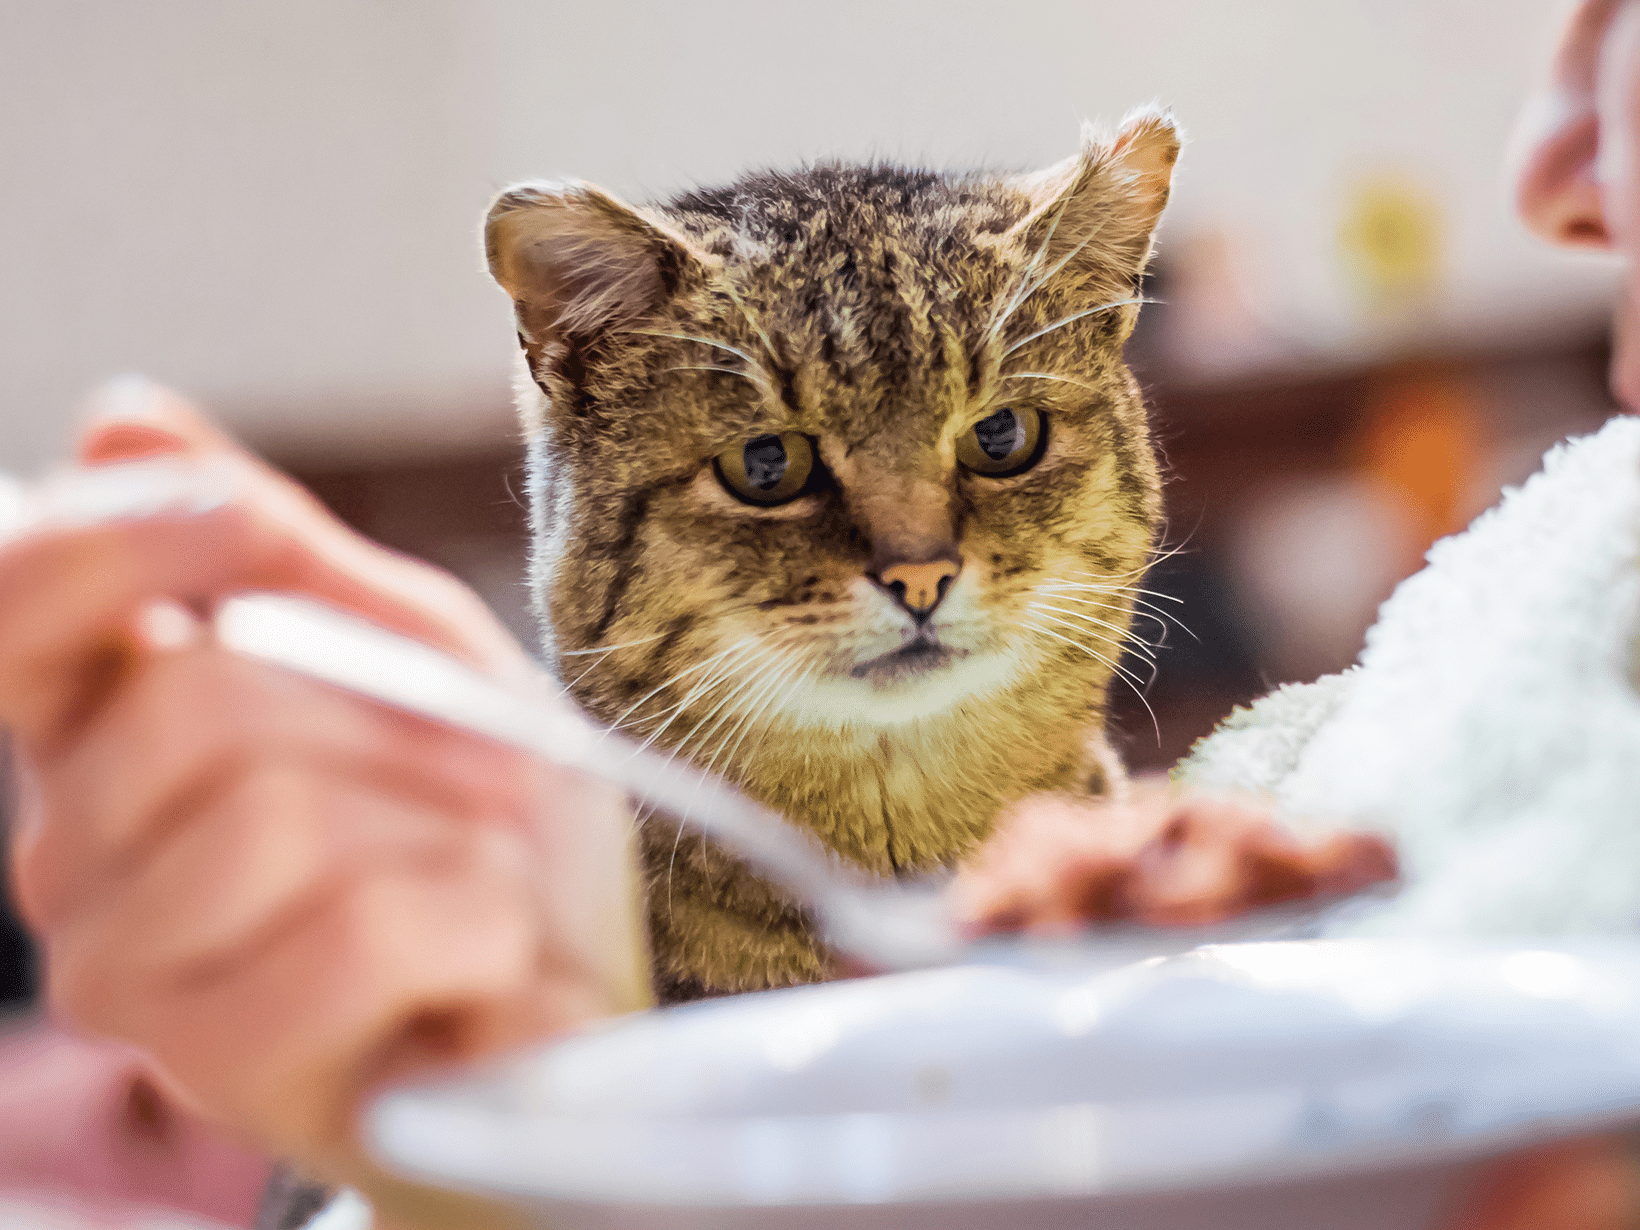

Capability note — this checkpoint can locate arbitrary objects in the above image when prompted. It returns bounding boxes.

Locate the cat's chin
[769,639,1024,729]
[847,639,965,683]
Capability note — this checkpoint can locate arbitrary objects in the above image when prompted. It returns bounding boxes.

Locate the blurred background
[0,0,1625,1008]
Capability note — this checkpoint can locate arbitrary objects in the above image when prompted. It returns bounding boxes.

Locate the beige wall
[0,1,512,471]
[0,0,1618,472]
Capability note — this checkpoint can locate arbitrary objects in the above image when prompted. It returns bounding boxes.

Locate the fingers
[44,767,466,1030]
[956,790,1398,935]
[951,794,1140,932]
[13,647,532,928]
[1126,801,1399,924]
[22,646,622,1165]
[19,665,637,1171]
[0,435,525,754]
[2,382,649,1174]
[1125,798,1310,924]
[51,818,555,1164]
[1308,830,1400,896]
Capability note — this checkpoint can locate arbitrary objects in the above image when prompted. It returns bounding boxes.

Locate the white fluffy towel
[1179,414,1640,938]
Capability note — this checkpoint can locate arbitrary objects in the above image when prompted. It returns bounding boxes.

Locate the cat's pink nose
[876,557,962,620]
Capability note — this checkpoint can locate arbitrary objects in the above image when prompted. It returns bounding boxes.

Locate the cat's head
[487,110,1177,759]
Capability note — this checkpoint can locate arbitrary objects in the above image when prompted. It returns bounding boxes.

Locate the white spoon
[215,590,966,971]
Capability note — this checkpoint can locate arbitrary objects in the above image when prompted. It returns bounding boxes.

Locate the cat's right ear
[485,181,712,359]
[1002,108,1182,303]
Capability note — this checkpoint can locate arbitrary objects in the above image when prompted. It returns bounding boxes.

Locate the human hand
[953,778,1397,934]
[2,380,648,1216]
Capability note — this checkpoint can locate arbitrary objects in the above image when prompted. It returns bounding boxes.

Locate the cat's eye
[956,407,1045,476]
[714,432,817,505]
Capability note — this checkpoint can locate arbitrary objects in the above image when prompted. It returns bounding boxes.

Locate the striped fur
[486,109,1180,998]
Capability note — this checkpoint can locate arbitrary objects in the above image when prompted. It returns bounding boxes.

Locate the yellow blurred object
[1338,174,1445,309]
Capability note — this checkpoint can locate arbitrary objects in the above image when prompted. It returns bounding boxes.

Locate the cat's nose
[875,557,962,622]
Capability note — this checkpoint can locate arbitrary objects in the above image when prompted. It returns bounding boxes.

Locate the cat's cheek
[684,466,825,520]
[955,443,1073,518]
[1037,454,1136,543]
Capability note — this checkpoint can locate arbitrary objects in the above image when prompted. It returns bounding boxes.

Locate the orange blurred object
[1353,368,1486,566]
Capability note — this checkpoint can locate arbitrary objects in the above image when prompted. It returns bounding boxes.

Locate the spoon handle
[215,592,966,970]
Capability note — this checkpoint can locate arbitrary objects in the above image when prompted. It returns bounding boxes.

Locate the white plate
[370,940,1640,1228]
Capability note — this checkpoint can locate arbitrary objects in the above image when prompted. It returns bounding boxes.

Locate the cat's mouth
[848,637,968,683]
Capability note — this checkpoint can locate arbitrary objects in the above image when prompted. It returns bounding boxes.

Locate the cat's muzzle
[849,635,967,683]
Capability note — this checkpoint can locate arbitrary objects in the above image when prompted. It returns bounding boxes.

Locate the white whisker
[1028,608,1159,686]
[1075,588,1197,638]
[1028,601,1157,664]
[662,647,808,907]
[1039,579,1197,642]
[1105,600,1195,642]
[1024,619,1161,743]
[660,646,793,915]
[1029,593,1155,642]
[1061,541,1189,585]
[557,637,667,697]
[719,278,782,369]
[561,654,614,694]
[1000,297,1155,359]
[600,634,765,739]
[990,206,1127,347]
[706,652,813,798]
[985,175,1138,352]
[983,186,1075,348]
[636,632,787,753]
[626,640,765,759]
[1033,588,1189,644]
[1064,571,1185,602]
[558,632,667,656]
[675,645,796,780]
[999,371,1104,396]
[663,364,770,398]
[661,642,784,758]
[617,328,763,372]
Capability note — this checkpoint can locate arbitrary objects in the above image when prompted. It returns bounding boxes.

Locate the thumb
[77,376,244,467]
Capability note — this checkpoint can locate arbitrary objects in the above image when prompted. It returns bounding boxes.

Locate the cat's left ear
[485,180,714,361]
[1005,106,1182,303]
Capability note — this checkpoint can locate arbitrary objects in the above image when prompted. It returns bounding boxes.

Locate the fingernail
[80,377,191,462]
[84,374,167,424]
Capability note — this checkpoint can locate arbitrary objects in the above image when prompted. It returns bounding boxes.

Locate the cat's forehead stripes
[660,170,1028,457]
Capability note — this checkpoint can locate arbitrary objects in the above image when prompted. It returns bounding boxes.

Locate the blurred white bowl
[370,940,1640,1229]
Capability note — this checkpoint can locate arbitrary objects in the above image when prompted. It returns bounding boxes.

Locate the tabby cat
[486,108,1179,1002]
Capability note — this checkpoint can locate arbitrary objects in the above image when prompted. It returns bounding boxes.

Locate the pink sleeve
[0,1018,271,1228]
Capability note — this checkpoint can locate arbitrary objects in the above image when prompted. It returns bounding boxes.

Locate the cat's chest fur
[635,706,1120,1000]
[730,673,1120,873]
[489,108,1180,1001]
